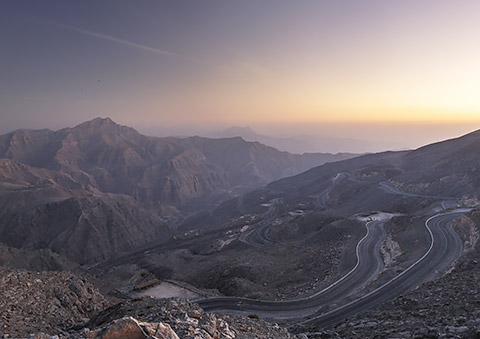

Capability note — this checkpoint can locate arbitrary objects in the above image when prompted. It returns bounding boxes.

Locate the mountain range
[183,128,480,232]
[2,119,480,338]
[83,125,480,334]
[0,117,357,264]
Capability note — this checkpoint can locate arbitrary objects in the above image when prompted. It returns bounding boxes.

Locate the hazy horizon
[2,1,480,152]
[0,116,478,154]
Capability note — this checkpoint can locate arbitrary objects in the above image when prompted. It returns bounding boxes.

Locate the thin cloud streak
[51,22,202,63]
[45,22,271,78]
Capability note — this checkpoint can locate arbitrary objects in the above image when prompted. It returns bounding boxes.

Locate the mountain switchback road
[300,209,466,327]
[198,209,466,326]
[198,219,387,318]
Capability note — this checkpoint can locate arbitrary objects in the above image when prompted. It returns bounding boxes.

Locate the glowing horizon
[2,1,480,151]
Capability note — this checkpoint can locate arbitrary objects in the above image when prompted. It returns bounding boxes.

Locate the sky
[2,0,480,152]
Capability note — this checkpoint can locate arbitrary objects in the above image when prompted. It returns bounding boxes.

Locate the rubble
[0,267,109,338]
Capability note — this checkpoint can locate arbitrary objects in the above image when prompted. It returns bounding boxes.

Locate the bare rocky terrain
[0,267,109,338]
[89,213,364,302]
[0,118,356,266]
[2,120,480,338]
[0,266,297,338]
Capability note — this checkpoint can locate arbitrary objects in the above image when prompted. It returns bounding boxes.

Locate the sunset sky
[2,1,480,152]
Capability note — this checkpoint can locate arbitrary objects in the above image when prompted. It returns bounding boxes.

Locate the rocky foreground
[3,255,480,339]
[77,297,294,339]
[0,267,109,338]
[8,254,480,339]
[0,266,295,338]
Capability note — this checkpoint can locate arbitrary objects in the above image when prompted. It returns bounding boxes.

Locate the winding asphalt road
[199,208,468,326]
[199,172,468,327]
[240,198,280,247]
[241,222,275,247]
[198,219,387,318]
[243,173,355,247]
[300,209,466,327]
[310,172,354,209]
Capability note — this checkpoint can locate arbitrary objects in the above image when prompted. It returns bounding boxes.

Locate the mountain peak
[75,117,117,129]
[71,117,139,136]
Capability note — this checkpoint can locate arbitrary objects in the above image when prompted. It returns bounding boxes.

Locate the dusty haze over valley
[2,1,480,338]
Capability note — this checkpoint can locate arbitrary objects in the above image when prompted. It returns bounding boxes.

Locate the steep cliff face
[453,214,480,252]
[381,235,403,268]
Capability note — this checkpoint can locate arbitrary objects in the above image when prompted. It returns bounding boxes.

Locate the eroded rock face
[90,317,149,339]
[145,322,179,339]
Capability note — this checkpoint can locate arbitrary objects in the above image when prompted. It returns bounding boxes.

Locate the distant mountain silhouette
[208,126,370,154]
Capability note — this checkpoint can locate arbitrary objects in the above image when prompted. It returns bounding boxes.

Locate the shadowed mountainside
[0,117,357,265]
[0,158,170,264]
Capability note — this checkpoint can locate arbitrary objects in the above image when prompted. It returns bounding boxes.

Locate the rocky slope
[0,243,78,272]
[77,297,296,339]
[0,267,109,338]
[0,266,296,339]
[0,159,171,264]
